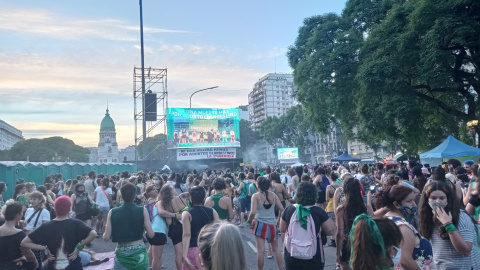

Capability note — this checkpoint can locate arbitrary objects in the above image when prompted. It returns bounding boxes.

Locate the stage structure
[133,67,168,162]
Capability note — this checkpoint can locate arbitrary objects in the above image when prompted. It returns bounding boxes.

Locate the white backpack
[284,205,319,260]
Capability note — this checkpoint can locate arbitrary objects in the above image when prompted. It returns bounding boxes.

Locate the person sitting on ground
[198,221,247,270]
[21,196,97,270]
[103,183,155,270]
[0,200,38,270]
[78,249,109,267]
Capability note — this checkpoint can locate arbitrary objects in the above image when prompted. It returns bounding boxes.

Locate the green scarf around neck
[296,204,311,230]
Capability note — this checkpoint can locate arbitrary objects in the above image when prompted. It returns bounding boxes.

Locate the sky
[0,0,347,148]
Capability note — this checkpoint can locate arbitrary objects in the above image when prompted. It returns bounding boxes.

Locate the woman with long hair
[93,178,112,236]
[418,181,479,269]
[70,183,94,226]
[325,171,340,247]
[374,185,435,269]
[270,172,290,214]
[156,184,190,270]
[248,177,284,270]
[350,215,403,270]
[144,184,167,270]
[198,221,247,270]
[13,184,27,209]
[236,172,255,227]
[335,175,367,270]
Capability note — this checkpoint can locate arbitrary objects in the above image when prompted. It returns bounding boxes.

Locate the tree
[3,137,90,162]
[237,119,261,159]
[138,133,168,160]
[288,0,479,152]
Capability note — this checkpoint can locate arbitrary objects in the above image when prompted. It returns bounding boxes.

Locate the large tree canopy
[2,137,90,162]
[288,0,480,153]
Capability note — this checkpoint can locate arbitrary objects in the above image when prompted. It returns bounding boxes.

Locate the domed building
[96,107,119,163]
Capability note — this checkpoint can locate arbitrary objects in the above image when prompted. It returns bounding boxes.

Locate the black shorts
[168,220,183,245]
[76,213,92,222]
[274,201,287,217]
[147,232,167,246]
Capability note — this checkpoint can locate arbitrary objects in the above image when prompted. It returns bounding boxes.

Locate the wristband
[76,243,84,251]
[442,221,452,226]
[468,194,480,207]
[442,223,457,234]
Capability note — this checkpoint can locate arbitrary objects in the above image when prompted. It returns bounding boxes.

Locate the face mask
[153,180,160,185]
[391,246,401,266]
[428,201,447,212]
[401,205,417,216]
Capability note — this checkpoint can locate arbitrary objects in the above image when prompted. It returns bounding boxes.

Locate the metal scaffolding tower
[133,67,168,162]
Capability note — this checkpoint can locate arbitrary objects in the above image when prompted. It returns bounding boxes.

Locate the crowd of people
[1,158,480,269]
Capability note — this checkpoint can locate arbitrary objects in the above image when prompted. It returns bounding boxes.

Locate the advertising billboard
[278,148,299,163]
[167,108,240,149]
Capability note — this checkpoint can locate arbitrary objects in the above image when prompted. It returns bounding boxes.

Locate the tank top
[211,193,229,220]
[254,193,277,225]
[325,186,337,213]
[151,206,167,234]
[111,202,145,243]
[187,206,214,247]
[240,181,251,199]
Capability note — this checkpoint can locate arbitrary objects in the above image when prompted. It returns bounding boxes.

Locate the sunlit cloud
[0,7,190,41]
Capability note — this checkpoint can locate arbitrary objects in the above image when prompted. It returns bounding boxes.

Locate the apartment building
[0,120,23,150]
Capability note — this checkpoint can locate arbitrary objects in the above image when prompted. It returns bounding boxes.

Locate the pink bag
[284,205,318,260]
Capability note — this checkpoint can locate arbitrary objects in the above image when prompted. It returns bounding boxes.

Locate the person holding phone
[418,181,479,270]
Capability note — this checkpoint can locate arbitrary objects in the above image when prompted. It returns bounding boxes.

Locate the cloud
[0,7,190,41]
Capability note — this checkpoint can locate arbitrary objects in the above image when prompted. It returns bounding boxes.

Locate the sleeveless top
[254,193,277,225]
[325,185,337,213]
[74,193,89,215]
[211,193,229,220]
[111,202,145,243]
[151,206,168,234]
[187,206,214,247]
[240,181,251,199]
[388,216,436,270]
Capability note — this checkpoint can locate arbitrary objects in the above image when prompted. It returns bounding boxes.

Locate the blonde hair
[198,222,247,270]
[28,191,46,208]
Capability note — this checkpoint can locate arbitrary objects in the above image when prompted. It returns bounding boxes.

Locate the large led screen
[278,148,299,160]
[167,108,240,149]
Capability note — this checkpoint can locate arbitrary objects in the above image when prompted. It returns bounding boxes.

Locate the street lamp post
[189,86,219,108]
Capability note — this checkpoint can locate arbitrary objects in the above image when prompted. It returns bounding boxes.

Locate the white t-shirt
[24,208,50,231]
[84,179,98,198]
[280,174,291,184]
[94,186,112,208]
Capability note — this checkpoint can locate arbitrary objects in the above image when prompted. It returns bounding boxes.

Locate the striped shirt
[430,212,479,270]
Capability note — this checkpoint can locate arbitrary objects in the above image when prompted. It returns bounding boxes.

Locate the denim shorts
[240,196,251,212]
[100,206,110,216]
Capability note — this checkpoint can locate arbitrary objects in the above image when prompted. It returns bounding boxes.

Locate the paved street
[89,225,337,270]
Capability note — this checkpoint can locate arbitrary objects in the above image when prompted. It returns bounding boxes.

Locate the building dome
[100,108,115,132]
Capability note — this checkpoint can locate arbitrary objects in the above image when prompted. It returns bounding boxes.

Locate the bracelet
[76,243,84,251]
[442,223,457,234]
[442,221,452,226]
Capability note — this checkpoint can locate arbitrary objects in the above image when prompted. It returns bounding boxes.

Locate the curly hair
[213,178,226,191]
[418,181,460,240]
[343,176,367,228]
[160,184,174,211]
[384,174,400,189]
[28,191,47,209]
[296,182,317,206]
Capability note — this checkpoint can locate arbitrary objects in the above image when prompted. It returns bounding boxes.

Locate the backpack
[284,205,319,260]
[145,202,159,222]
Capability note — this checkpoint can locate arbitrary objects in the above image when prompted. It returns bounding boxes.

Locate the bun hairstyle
[384,174,400,189]
[374,185,413,210]
[455,167,469,183]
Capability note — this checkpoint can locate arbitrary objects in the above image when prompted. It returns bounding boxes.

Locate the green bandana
[336,178,342,185]
[115,246,149,270]
[296,204,311,230]
[349,214,386,268]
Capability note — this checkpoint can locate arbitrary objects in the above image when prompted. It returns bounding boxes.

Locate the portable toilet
[91,164,99,174]
[25,163,46,186]
[72,163,84,178]
[60,163,73,180]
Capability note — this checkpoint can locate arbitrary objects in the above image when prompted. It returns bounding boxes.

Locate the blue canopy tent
[331,153,361,162]
[420,135,480,166]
